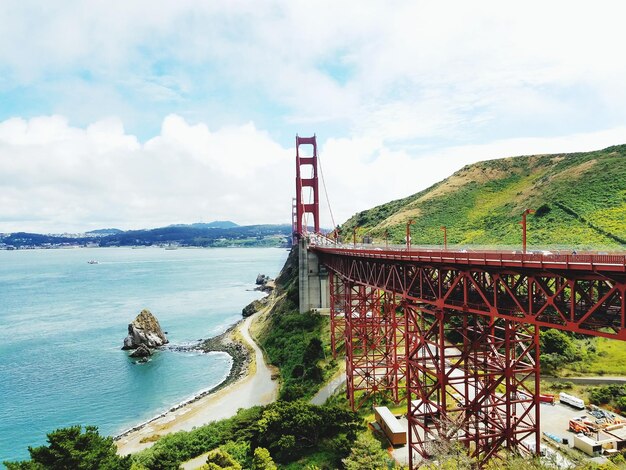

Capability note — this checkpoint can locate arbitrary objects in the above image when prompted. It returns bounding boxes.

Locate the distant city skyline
[1,1,626,233]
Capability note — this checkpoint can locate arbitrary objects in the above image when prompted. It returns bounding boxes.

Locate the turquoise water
[0,247,288,463]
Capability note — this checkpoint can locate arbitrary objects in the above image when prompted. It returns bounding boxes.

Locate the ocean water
[0,247,288,463]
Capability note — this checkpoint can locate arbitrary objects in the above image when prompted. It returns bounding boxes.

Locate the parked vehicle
[559,392,585,409]
[374,406,406,446]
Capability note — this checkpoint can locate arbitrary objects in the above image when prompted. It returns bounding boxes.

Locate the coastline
[113,321,252,442]
[115,308,278,455]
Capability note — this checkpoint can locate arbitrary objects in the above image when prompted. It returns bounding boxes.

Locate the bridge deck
[312,245,626,273]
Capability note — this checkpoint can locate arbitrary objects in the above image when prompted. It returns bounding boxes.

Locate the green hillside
[340,144,626,250]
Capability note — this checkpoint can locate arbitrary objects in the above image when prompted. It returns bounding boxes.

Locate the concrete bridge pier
[298,237,329,313]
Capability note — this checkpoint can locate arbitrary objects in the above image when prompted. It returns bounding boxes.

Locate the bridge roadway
[312,244,626,273]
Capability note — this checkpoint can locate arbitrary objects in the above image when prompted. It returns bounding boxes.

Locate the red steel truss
[329,271,346,358]
[320,246,625,465]
[316,247,626,340]
[294,135,320,238]
[331,272,406,409]
[405,305,539,466]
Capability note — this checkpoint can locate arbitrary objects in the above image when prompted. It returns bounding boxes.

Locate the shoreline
[113,321,252,442]
[115,307,278,456]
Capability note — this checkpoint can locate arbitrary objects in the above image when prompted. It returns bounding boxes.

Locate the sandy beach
[116,311,278,456]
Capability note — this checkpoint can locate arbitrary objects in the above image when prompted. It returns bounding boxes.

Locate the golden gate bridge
[292,135,626,467]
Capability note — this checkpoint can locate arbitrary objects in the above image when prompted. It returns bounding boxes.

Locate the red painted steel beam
[319,245,624,466]
[315,248,626,340]
[312,246,626,274]
[404,306,540,467]
[342,283,405,409]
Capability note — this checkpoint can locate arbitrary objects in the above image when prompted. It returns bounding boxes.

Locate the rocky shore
[115,310,278,456]
[114,321,252,442]
[197,322,253,393]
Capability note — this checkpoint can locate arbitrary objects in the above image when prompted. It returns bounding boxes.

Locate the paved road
[310,365,346,405]
[545,376,626,385]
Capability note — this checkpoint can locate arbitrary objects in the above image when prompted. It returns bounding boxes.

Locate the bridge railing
[311,245,626,272]
[307,232,340,247]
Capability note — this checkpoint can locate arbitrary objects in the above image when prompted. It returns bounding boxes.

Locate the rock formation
[254,273,275,293]
[129,344,152,358]
[242,298,267,317]
[122,309,168,350]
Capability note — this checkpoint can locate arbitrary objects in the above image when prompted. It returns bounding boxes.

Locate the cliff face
[122,309,168,350]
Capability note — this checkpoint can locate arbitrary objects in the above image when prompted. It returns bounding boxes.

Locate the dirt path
[116,312,278,456]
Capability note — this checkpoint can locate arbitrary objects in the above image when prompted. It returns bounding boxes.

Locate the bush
[540,329,575,358]
[251,447,277,470]
[251,400,360,464]
[548,381,574,391]
[4,425,131,470]
[588,384,626,406]
[342,434,394,470]
[202,448,241,470]
[257,310,331,401]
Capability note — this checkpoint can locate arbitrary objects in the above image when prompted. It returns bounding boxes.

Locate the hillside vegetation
[341,145,626,250]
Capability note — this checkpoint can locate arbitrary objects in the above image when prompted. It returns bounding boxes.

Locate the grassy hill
[340,144,626,250]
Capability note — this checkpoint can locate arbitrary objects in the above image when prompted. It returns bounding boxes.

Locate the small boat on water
[87,260,99,264]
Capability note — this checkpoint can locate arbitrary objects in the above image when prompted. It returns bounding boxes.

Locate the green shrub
[4,425,131,470]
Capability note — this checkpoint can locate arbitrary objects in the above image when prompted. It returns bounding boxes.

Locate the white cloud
[0,114,292,232]
[1,113,625,233]
[3,0,626,142]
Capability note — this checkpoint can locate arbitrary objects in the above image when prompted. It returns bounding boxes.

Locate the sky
[1,1,626,233]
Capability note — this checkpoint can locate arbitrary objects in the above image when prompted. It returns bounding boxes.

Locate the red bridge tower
[294,135,320,238]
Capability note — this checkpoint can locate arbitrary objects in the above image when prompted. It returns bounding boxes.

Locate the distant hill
[85,228,123,236]
[191,221,239,229]
[340,144,626,250]
[99,224,290,247]
[0,224,291,249]
[169,221,239,229]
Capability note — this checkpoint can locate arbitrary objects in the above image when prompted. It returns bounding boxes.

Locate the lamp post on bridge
[520,209,535,254]
[384,230,389,250]
[353,226,358,248]
[440,226,447,250]
[406,220,414,251]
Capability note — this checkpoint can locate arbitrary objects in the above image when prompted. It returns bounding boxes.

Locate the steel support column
[344,283,405,409]
[329,271,346,358]
[406,305,540,467]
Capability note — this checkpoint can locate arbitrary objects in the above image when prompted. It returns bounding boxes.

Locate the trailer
[560,392,585,409]
[573,434,602,456]
[374,406,406,446]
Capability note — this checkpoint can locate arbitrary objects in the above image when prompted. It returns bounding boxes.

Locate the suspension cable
[317,149,336,235]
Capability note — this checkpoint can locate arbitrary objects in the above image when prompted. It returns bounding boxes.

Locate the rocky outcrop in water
[254,273,275,293]
[122,309,168,350]
[129,344,152,358]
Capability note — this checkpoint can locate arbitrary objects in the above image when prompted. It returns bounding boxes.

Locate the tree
[202,448,241,470]
[251,401,360,463]
[342,433,393,470]
[254,401,323,461]
[251,447,277,470]
[220,441,251,469]
[4,425,131,470]
[540,329,574,358]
